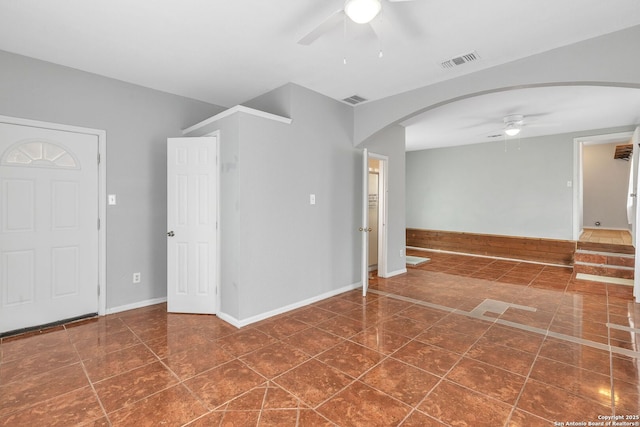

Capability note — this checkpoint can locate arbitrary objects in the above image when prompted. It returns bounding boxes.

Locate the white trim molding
[182,105,292,135]
[217,282,361,328]
[385,268,408,278]
[106,297,168,315]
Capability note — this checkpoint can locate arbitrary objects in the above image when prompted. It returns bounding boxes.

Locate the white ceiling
[1,0,639,149]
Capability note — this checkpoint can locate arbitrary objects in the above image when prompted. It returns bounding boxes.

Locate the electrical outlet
[133,272,141,283]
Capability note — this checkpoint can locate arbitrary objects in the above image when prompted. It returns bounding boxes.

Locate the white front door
[0,122,99,334]
[167,136,218,314]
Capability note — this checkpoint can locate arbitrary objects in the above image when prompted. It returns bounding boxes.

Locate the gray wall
[406,126,637,240]
[186,114,243,319]
[189,84,360,322]
[583,142,632,229]
[0,50,224,310]
[407,134,574,239]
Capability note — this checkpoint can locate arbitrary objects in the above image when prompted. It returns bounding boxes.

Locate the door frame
[572,130,634,240]
[362,150,389,297]
[0,115,107,316]
[204,130,221,314]
[369,152,389,278]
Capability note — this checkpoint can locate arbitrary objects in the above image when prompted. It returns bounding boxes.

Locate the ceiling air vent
[342,94,368,105]
[441,51,480,69]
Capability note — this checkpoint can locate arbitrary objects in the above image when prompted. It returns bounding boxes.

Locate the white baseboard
[217,282,361,329]
[105,297,167,315]
[382,268,407,278]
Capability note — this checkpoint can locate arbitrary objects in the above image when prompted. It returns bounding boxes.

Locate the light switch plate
[108,194,117,205]
[310,194,316,205]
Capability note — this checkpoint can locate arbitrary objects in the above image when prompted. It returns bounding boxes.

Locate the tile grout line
[373,281,630,424]
[606,286,617,416]
[504,294,561,426]
[271,297,445,423]
[369,288,640,359]
[405,309,505,426]
[99,320,200,423]
[65,325,112,426]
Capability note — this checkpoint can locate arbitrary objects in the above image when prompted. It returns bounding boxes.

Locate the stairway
[573,241,635,285]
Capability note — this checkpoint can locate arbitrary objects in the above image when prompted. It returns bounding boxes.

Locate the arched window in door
[1,139,80,169]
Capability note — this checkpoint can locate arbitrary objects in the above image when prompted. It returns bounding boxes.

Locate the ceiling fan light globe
[344,0,382,24]
[504,126,521,137]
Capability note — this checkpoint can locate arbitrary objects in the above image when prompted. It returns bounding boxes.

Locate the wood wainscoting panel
[406,229,576,266]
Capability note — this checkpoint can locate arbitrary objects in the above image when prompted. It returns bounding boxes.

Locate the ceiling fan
[483,114,560,138]
[298,0,418,46]
[503,114,524,136]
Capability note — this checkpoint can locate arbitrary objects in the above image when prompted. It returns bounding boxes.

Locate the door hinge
[97,153,101,164]
[97,285,101,296]
[98,218,101,230]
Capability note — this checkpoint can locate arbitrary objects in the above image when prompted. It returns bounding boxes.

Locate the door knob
[167,231,175,237]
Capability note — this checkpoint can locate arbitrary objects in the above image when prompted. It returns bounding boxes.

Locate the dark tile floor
[1,250,639,426]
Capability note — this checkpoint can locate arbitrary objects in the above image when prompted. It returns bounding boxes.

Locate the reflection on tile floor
[2,250,640,426]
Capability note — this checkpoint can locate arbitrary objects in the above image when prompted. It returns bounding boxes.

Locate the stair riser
[574,253,635,268]
[573,264,634,279]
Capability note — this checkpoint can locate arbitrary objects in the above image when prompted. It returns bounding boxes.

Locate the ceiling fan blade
[297,9,345,45]
[525,122,562,128]
[476,128,506,138]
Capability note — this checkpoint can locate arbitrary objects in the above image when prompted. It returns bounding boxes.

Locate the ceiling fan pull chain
[343,13,348,65]
[378,8,383,59]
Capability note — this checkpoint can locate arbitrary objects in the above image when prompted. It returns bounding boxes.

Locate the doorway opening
[367,153,388,278]
[573,131,635,243]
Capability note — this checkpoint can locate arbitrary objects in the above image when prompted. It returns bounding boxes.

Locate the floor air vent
[342,94,368,105]
[441,51,480,69]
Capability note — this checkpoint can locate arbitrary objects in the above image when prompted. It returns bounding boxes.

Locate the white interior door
[361,149,369,296]
[0,123,98,334]
[167,136,218,314]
